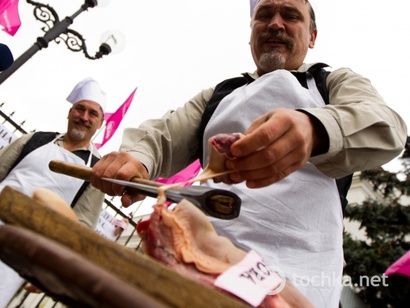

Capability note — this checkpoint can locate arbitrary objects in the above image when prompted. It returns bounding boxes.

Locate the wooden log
[0,224,166,308]
[0,186,249,308]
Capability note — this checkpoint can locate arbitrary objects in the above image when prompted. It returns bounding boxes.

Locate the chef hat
[250,0,258,17]
[249,0,318,18]
[66,77,107,113]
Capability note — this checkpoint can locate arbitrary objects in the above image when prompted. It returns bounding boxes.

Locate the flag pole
[91,119,108,145]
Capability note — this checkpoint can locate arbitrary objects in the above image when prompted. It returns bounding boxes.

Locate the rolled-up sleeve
[305,67,408,178]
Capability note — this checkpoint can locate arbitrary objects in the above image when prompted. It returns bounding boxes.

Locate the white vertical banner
[95,208,129,241]
[0,122,17,149]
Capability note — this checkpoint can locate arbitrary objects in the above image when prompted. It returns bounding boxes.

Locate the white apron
[0,134,91,203]
[0,134,92,306]
[203,70,344,308]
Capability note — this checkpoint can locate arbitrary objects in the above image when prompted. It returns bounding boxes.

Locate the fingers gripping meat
[209,133,243,161]
[192,133,243,183]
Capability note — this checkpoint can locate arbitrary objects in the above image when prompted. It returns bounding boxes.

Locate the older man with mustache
[0,77,106,306]
[90,0,407,306]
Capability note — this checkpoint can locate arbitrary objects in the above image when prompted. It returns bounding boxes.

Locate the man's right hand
[90,151,149,207]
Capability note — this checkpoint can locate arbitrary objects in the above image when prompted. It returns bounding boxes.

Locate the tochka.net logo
[251,265,390,297]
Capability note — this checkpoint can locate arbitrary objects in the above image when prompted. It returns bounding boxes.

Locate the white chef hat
[250,0,258,17]
[250,0,318,18]
[66,77,107,113]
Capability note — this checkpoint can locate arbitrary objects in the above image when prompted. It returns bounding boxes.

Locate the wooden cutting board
[0,186,249,308]
[0,224,166,308]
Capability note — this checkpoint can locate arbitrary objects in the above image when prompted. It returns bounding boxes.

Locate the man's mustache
[73,119,92,129]
[259,30,294,50]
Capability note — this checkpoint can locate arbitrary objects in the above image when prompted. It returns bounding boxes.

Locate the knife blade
[102,178,241,220]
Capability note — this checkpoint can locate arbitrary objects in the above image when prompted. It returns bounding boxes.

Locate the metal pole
[0,41,43,85]
[0,2,94,86]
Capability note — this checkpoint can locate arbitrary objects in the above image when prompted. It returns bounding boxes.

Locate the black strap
[197,77,249,162]
[70,151,100,208]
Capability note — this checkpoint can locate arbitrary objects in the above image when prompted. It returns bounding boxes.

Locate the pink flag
[385,250,410,277]
[156,159,202,187]
[0,0,21,36]
[94,87,137,149]
[156,159,202,207]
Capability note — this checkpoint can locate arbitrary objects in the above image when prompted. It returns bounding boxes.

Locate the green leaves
[343,153,410,307]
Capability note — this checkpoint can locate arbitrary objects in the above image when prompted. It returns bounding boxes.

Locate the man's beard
[69,127,86,140]
[257,30,293,73]
[258,50,286,72]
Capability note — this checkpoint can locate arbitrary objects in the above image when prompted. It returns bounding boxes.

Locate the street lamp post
[0,0,120,85]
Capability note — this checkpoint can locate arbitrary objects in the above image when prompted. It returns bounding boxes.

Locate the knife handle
[49,160,91,181]
[48,160,162,187]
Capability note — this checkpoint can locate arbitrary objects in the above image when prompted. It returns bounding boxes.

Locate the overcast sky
[1,0,409,159]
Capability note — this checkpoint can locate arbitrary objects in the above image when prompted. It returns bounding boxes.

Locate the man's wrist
[297,110,329,156]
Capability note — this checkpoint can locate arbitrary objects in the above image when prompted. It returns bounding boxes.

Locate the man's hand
[225,108,327,188]
[90,151,149,207]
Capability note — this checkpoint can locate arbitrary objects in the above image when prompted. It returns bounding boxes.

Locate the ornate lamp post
[0,0,123,85]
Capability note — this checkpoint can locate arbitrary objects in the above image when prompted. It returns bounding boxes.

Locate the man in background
[0,77,106,306]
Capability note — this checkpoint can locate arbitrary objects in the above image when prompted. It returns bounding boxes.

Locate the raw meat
[137,199,245,281]
[209,133,243,159]
[137,200,313,308]
[189,132,244,183]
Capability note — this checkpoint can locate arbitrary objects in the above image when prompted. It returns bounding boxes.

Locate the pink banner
[0,0,21,36]
[156,159,202,207]
[385,250,410,277]
[156,159,202,187]
[94,87,137,149]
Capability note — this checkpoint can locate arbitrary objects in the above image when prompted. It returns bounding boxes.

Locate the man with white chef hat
[0,77,107,306]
